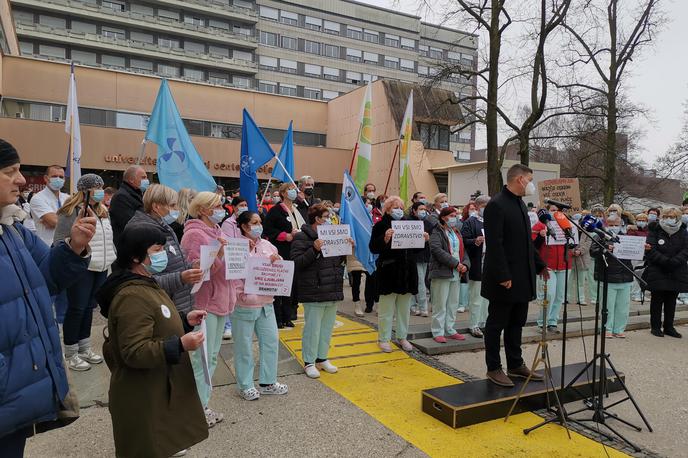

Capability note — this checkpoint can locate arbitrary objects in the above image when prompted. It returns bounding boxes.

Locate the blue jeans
[302,302,339,364]
[63,270,107,346]
[53,290,69,324]
[231,305,279,391]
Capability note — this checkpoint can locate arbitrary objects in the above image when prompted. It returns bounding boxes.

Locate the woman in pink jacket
[230,211,289,401]
[181,191,235,427]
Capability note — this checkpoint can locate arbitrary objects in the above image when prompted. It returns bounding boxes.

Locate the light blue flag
[145,79,216,192]
[340,170,376,274]
[272,121,294,183]
[240,109,276,211]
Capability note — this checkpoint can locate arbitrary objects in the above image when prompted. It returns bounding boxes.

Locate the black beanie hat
[0,139,20,169]
[115,222,167,269]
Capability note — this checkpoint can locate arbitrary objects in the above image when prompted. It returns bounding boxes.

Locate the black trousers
[63,270,107,345]
[649,290,678,331]
[0,427,30,458]
[349,271,377,307]
[484,300,529,372]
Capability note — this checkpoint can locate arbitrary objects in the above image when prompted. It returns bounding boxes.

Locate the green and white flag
[398,92,413,204]
[354,83,373,193]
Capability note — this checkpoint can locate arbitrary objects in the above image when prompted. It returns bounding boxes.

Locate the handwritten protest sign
[537,178,582,212]
[391,220,425,249]
[317,224,352,257]
[225,238,250,279]
[245,258,295,296]
[615,235,646,261]
[191,242,221,294]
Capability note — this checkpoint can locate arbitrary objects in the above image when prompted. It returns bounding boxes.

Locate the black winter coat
[461,216,484,281]
[590,235,634,283]
[109,181,143,250]
[642,223,688,292]
[369,214,419,296]
[263,203,296,260]
[481,186,546,303]
[290,224,345,303]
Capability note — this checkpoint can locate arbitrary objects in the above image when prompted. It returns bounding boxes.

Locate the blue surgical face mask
[139,179,150,192]
[420,199,428,205]
[469,211,478,218]
[366,204,373,212]
[447,217,458,227]
[391,208,404,220]
[272,196,281,204]
[440,202,449,209]
[145,250,168,274]
[209,208,225,224]
[636,221,647,229]
[607,226,621,235]
[681,214,688,225]
[48,177,65,191]
[92,189,105,202]
[648,213,657,222]
[236,206,248,216]
[573,213,582,221]
[418,210,428,219]
[250,224,263,239]
[663,218,678,227]
[332,207,339,214]
[286,188,297,201]
[163,210,179,225]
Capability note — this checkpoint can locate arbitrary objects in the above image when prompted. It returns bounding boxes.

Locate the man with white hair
[109,165,148,249]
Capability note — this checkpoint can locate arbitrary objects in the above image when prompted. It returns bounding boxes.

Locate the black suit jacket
[481,186,546,303]
[109,181,143,250]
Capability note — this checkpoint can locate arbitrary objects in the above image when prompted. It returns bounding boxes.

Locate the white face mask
[524,180,536,196]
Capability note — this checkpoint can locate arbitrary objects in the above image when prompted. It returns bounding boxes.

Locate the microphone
[553,211,574,240]
[537,208,558,240]
[581,215,620,243]
[544,198,572,210]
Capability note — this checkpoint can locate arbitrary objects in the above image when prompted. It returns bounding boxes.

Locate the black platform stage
[422,362,625,428]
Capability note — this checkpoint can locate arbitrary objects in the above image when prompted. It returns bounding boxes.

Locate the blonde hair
[176,188,196,224]
[607,204,623,215]
[635,213,648,221]
[433,193,448,204]
[189,191,222,218]
[382,195,404,214]
[57,191,108,219]
[661,207,681,219]
[143,184,177,214]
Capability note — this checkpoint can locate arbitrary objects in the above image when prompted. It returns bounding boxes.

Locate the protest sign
[615,235,646,261]
[391,220,425,249]
[317,224,352,257]
[245,258,295,296]
[546,222,579,246]
[199,319,212,387]
[225,238,250,279]
[537,178,582,212]
[191,242,221,294]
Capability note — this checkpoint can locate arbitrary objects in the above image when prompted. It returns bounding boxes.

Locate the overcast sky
[360,0,688,166]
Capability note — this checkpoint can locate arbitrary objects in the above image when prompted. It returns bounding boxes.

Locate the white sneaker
[353,301,364,317]
[315,360,338,373]
[78,348,103,364]
[222,328,233,340]
[457,307,466,313]
[240,387,260,401]
[172,449,188,457]
[204,408,223,428]
[420,311,429,317]
[397,339,413,352]
[66,353,91,371]
[378,341,392,353]
[259,382,289,395]
[304,364,321,379]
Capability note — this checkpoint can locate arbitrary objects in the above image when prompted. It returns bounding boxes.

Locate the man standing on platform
[481,164,548,387]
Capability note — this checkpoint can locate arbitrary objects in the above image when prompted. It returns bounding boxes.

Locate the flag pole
[383,141,400,196]
[260,176,273,207]
[135,139,147,165]
[348,121,363,175]
[273,153,297,188]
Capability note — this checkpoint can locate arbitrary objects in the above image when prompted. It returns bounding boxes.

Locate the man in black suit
[481,164,548,387]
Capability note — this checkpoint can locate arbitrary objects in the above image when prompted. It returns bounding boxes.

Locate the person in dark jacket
[291,204,353,379]
[370,196,427,353]
[409,201,433,317]
[0,139,96,456]
[643,207,688,338]
[461,194,490,337]
[97,223,208,458]
[109,165,148,250]
[429,207,470,343]
[264,182,306,328]
[482,164,547,387]
[590,215,634,337]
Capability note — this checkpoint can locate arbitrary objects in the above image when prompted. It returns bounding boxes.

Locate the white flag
[65,65,82,194]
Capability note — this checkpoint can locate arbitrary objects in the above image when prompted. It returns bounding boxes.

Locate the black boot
[650,328,664,337]
[664,328,682,338]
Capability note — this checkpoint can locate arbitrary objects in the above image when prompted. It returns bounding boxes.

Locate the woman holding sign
[370,196,427,353]
[292,204,352,379]
[181,191,235,427]
[230,211,289,399]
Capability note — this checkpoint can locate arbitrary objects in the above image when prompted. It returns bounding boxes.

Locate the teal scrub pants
[302,302,339,364]
[458,280,469,310]
[537,269,567,327]
[468,279,488,328]
[604,283,632,334]
[191,312,227,407]
[430,278,460,338]
[230,305,279,391]
[587,268,599,304]
[377,293,412,342]
[410,262,429,313]
[568,265,590,305]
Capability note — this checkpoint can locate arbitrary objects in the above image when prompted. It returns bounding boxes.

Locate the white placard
[615,235,646,261]
[224,238,250,279]
[391,220,425,249]
[546,223,579,246]
[244,258,295,296]
[191,242,221,294]
[199,318,212,387]
[317,224,352,257]
[481,228,486,255]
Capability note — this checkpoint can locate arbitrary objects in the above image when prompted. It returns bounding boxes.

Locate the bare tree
[655,102,688,182]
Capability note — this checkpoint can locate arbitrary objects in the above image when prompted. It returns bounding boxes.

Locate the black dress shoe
[650,328,664,337]
[285,321,295,328]
[664,328,683,338]
[277,323,285,329]
[364,306,373,313]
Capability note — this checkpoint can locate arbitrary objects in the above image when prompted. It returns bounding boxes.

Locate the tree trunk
[486,0,503,195]
[604,2,618,206]
[519,131,530,165]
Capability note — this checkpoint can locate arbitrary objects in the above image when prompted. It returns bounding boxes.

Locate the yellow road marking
[281,314,629,457]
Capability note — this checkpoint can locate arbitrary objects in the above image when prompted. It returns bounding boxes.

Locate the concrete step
[410,310,688,356]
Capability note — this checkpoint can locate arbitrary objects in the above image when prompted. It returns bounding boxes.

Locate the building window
[447,51,461,62]
[346,71,362,84]
[130,4,154,16]
[39,15,66,29]
[419,123,450,150]
[13,11,34,25]
[130,30,154,43]
[71,49,96,65]
[101,54,125,68]
[346,48,362,63]
[258,81,277,94]
[211,123,241,138]
[233,76,252,88]
[130,58,153,71]
[401,37,415,50]
[400,58,415,72]
[385,34,400,47]
[259,55,278,70]
[419,44,428,56]
[233,0,254,9]
[305,40,320,55]
[209,71,230,85]
[71,20,97,34]
[429,47,443,59]
[279,59,297,74]
[322,90,339,101]
[184,41,205,54]
[363,51,378,65]
[19,41,34,55]
[158,37,180,49]
[280,11,298,26]
[183,67,204,80]
[234,25,253,36]
[39,44,65,59]
[384,56,399,69]
[209,19,229,30]
[363,30,379,43]
[281,36,297,51]
[323,67,339,81]
[260,31,278,47]
[259,6,278,21]
[323,44,339,58]
[209,45,229,57]
[116,112,148,130]
[305,16,322,31]
[102,0,125,12]
[233,50,253,62]
[324,20,340,35]
[304,63,321,78]
[418,65,429,76]
[102,26,125,41]
[304,88,321,100]
[346,26,362,40]
[158,63,180,77]
[184,14,205,27]
[157,8,179,22]
[279,84,297,97]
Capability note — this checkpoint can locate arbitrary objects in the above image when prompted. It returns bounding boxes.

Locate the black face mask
[304,187,314,196]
